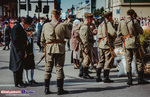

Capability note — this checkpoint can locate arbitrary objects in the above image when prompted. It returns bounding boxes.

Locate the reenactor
[64,15,73,51]
[96,12,116,83]
[75,21,84,77]
[41,9,71,95]
[78,13,97,79]
[117,9,149,85]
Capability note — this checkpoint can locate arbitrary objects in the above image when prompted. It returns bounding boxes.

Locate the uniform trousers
[96,49,114,70]
[124,48,143,73]
[82,49,92,68]
[45,53,65,80]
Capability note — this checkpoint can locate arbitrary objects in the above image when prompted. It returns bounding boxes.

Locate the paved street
[0,43,150,97]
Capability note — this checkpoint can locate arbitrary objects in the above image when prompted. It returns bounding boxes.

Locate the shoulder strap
[124,20,131,35]
[49,22,60,41]
[100,22,105,38]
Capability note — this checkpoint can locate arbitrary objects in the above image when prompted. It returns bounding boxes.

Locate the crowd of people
[0,9,149,95]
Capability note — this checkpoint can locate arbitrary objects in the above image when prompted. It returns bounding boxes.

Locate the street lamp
[130,0,131,9]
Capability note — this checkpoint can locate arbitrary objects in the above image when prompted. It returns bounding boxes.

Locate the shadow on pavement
[68,85,128,94]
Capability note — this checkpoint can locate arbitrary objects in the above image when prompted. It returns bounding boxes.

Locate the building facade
[105,0,150,19]
[96,0,106,10]
[0,0,61,19]
[0,0,18,17]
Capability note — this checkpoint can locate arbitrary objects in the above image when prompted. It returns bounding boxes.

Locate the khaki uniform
[75,22,84,62]
[64,20,72,50]
[79,22,94,68]
[117,16,144,72]
[41,19,71,79]
[97,20,116,70]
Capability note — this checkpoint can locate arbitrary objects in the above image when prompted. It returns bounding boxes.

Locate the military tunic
[75,22,84,62]
[79,22,94,68]
[64,20,73,50]
[97,20,116,70]
[117,16,144,72]
[41,19,71,79]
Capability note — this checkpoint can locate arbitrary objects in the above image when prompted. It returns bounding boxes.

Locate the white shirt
[20,23,24,29]
[36,22,44,32]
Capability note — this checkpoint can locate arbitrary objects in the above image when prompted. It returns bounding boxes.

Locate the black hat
[24,16,33,25]
[3,21,8,25]
[26,27,34,32]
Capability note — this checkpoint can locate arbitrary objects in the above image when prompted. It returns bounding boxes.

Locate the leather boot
[7,45,10,50]
[127,72,133,85]
[78,65,83,77]
[96,69,102,82]
[103,70,114,83]
[44,79,51,95]
[83,67,94,79]
[138,71,149,84]
[57,79,69,95]
[3,46,6,50]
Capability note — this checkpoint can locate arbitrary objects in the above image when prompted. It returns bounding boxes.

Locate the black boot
[103,70,114,83]
[3,46,6,50]
[44,79,51,95]
[127,72,133,85]
[83,67,94,79]
[138,71,149,84]
[78,66,83,78]
[96,69,102,82]
[57,79,69,95]
[7,45,10,50]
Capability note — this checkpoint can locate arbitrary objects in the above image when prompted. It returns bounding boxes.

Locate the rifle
[131,17,145,64]
[36,54,45,66]
[103,13,116,58]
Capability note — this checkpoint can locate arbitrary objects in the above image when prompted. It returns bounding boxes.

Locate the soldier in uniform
[117,9,149,85]
[78,13,97,79]
[64,15,73,51]
[41,9,71,95]
[75,21,84,77]
[96,12,116,83]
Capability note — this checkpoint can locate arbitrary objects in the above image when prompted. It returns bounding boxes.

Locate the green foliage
[139,31,150,48]
[93,7,104,17]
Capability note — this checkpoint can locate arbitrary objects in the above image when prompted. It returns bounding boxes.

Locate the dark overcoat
[9,23,27,72]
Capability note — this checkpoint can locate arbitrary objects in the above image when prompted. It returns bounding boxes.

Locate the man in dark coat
[9,16,33,88]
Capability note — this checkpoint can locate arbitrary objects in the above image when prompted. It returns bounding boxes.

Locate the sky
[61,0,85,13]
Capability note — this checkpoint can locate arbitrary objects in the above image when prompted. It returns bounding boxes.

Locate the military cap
[51,9,61,15]
[127,9,135,15]
[84,13,93,18]
[104,11,112,19]
[26,27,34,32]
[24,16,33,25]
